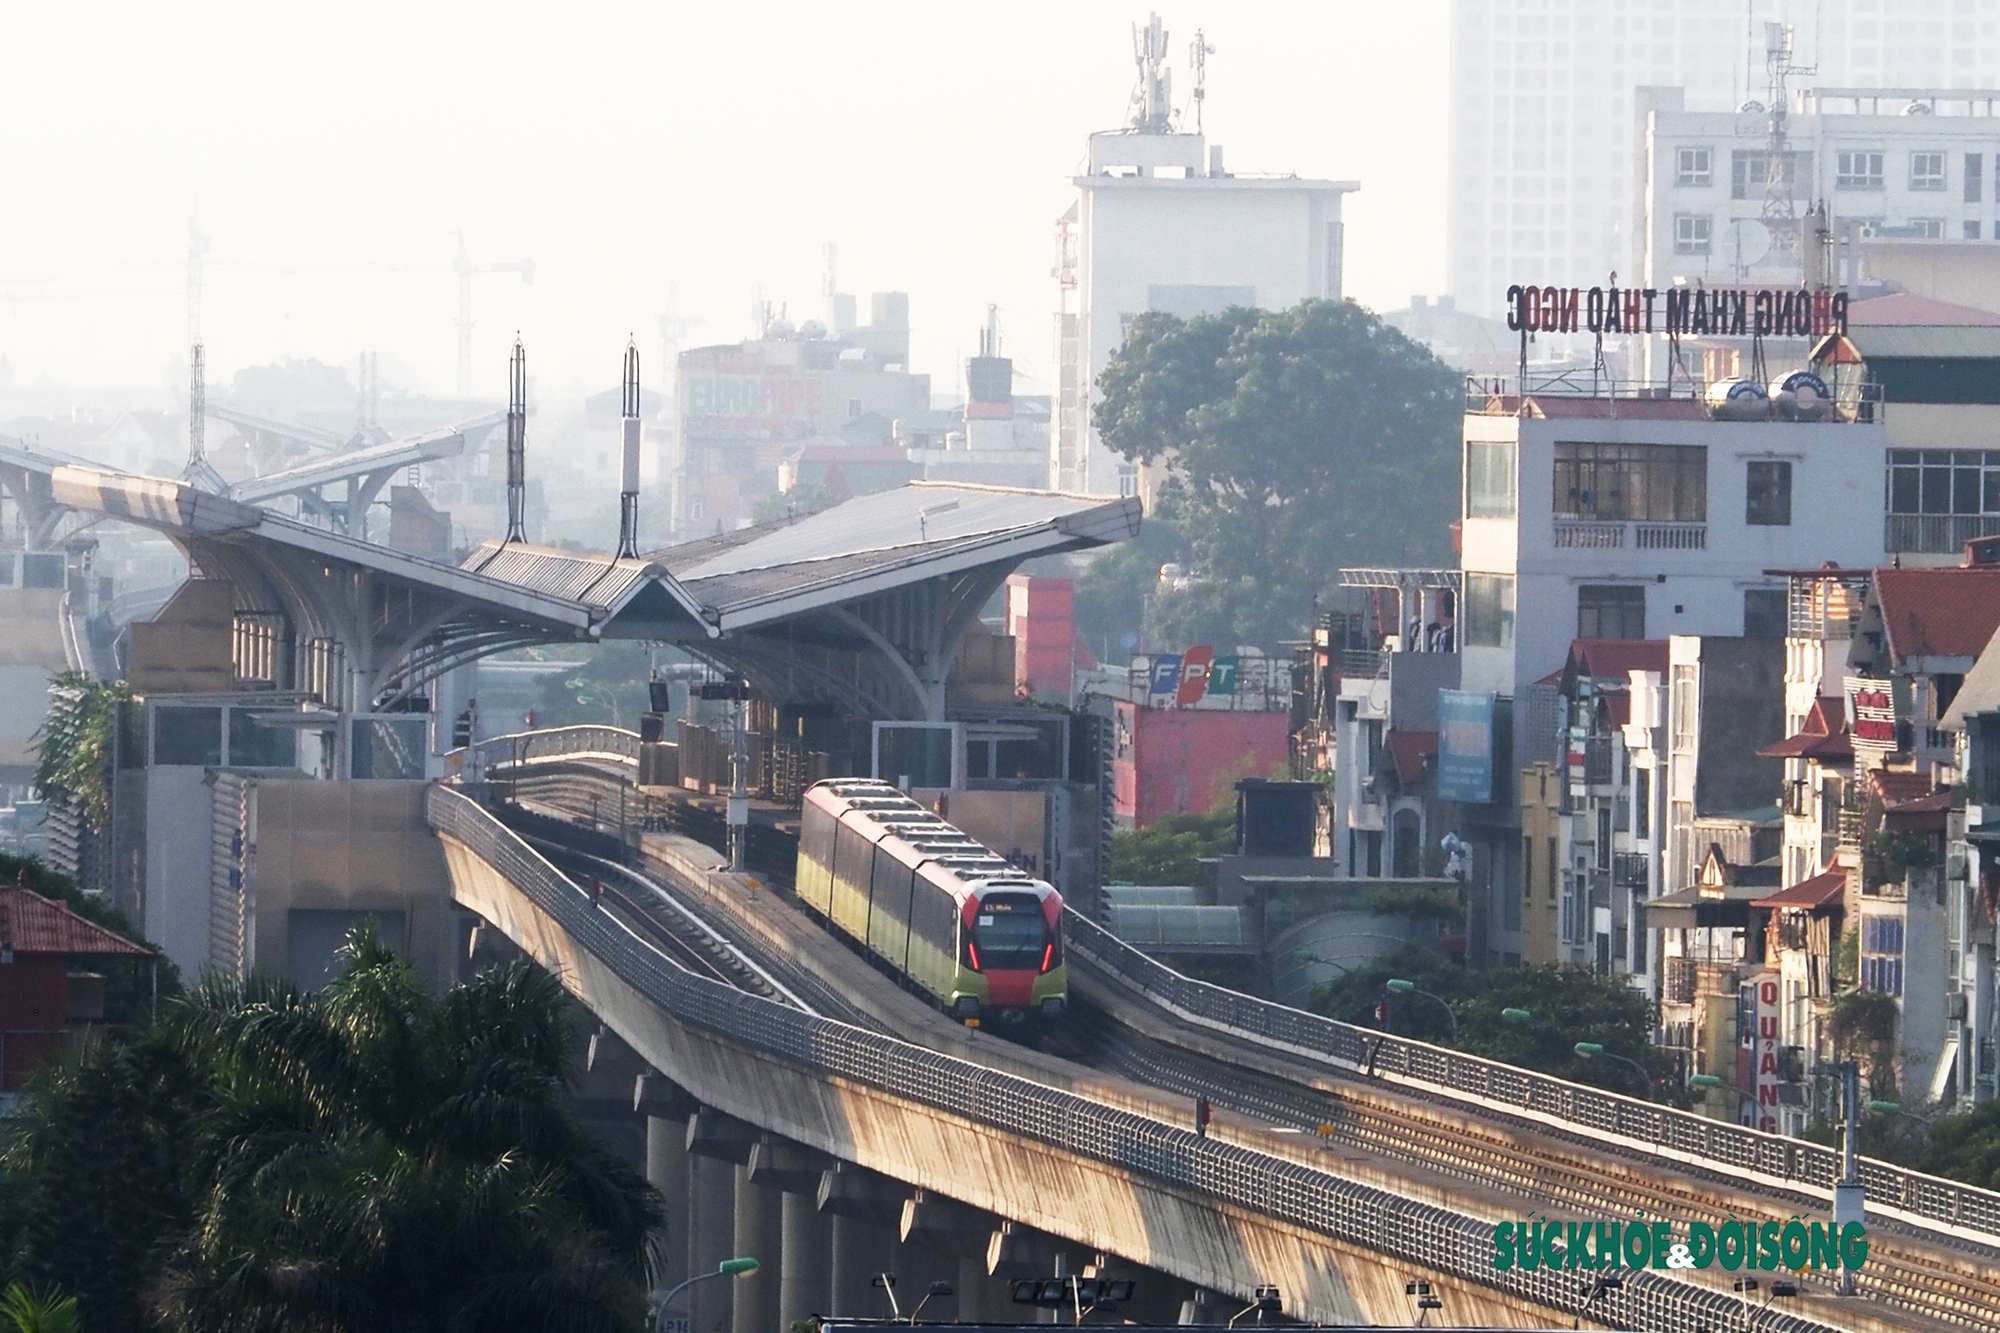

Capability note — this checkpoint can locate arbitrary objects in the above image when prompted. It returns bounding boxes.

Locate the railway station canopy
[16,447,1137,719]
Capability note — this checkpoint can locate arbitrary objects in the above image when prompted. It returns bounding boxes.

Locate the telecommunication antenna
[504,337,527,544]
[1129,13,1173,133]
[617,338,642,559]
[1759,23,1815,260]
[1189,30,1214,134]
[182,342,225,493]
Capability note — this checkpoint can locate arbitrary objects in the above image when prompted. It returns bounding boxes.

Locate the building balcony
[1886,513,2000,555]
[1837,807,1864,851]
[1551,520,1706,551]
[1613,851,1650,886]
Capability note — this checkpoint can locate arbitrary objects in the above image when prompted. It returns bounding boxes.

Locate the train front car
[796,779,1066,1033]
[954,879,1065,1027]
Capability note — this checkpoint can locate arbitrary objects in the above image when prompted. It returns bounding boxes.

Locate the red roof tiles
[1752,869,1847,911]
[1567,639,1671,681]
[1872,567,2000,664]
[0,887,151,958]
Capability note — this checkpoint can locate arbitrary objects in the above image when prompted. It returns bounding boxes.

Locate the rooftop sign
[1505,284,1849,339]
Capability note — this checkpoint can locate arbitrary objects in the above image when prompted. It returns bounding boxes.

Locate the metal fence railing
[455,725,2000,1251]
[426,785,1836,1333]
[1065,910,2000,1248]
[455,724,641,773]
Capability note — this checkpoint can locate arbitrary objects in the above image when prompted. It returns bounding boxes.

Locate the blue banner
[1148,654,1184,697]
[1437,689,1496,803]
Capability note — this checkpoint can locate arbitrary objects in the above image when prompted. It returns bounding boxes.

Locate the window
[1676,146,1713,188]
[1744,589,1788,639]
[227,709,298,768]
[1886,449,2000,517]
[1465,441,1517,518]
[1547,835,1558,901]
[1746,460,1792,525]
[1464,574,1515,647]
[1634,767,1651,840]
[1673,214,1711,254]
[1730,149,1807,201]
[1909,218,1945,239]
[1969,221,1984,241]
[1837,150,1885,190]
[1578,585,1645,639]
[1910,152,1947,192]
[154,706,223,766]
[1553,442,1707,522]
[1861,915,1905,995]
[1967,152,1985,203]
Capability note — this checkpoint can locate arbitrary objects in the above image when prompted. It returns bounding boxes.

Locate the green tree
[531,643,654,730]
[1072,518,1190,659]
[1308,945,1670,1095]
[1106,807,1236,886]
[31,673,131,829]
[0,1283,80,1333]
[2,932,660,1333]
[1093,300,1462,650]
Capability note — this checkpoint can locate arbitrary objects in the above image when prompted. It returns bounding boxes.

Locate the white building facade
[1449,0,2000,319]
[1052,128,1356,496]
[1459,407,1892,706]
[1640,87,2000,294]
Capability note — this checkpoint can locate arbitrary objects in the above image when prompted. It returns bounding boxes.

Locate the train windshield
[972,891,1048,970]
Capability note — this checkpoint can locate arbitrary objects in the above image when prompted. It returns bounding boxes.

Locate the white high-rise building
[1449,0,2000,319]
[1052,16,1357,497]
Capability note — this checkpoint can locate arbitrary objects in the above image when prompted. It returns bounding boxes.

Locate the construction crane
[454,233,534,400]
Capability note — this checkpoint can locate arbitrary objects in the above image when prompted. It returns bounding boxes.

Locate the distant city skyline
[0,2,1447,402]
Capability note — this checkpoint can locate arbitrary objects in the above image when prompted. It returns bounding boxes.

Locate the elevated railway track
[457,742,2000,1331]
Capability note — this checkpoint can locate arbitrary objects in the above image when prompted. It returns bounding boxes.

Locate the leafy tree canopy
[530,643,654,730]
[0,932,659,1333]
[1092,300,1461,650]
[1106,806,1235,886]
[1307,945,1672,1096]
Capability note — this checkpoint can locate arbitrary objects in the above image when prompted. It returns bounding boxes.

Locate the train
[795,778,1066,1027]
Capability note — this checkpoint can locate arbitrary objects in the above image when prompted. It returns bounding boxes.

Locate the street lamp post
[652,1257,759,1331]
[1385,978,1457,1042]
[1574,1042,1654,1101]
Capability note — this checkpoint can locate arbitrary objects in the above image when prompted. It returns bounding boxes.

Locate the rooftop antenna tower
[980,304,1002,358]
[1129,13,1174,134]
[1759,22,1815,265]
[617,338,642,558]
[1189,30,1214,134]
[182,342,225,493]
[504,337,528,544]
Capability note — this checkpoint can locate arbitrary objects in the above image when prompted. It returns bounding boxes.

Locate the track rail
[458,755,2000,1329]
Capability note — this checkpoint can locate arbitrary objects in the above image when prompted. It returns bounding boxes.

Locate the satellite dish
[1725,218,1773,270]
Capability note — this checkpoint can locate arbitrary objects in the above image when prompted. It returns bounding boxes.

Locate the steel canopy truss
[36,456,1143,724]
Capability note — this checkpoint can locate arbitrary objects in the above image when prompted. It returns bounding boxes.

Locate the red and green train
[795,779,1066,1027]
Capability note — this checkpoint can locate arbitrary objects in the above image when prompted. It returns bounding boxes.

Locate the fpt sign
[1504,283,1849,338]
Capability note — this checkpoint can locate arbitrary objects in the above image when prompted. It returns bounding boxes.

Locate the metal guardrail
[427,786,1833,1333]
[450,725,2000,1250]
[455,724,641,771]
[1067,910,2000,1248]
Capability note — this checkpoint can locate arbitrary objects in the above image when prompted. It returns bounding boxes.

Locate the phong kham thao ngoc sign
[1505,284,1851,338]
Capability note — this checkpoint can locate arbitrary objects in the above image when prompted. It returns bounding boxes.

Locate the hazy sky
[1,1,1448,403]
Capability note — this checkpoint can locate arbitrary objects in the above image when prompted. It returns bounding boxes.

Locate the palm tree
[5,928,661,1333]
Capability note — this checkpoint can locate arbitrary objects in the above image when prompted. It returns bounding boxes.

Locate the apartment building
[1450,0,2000,318]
